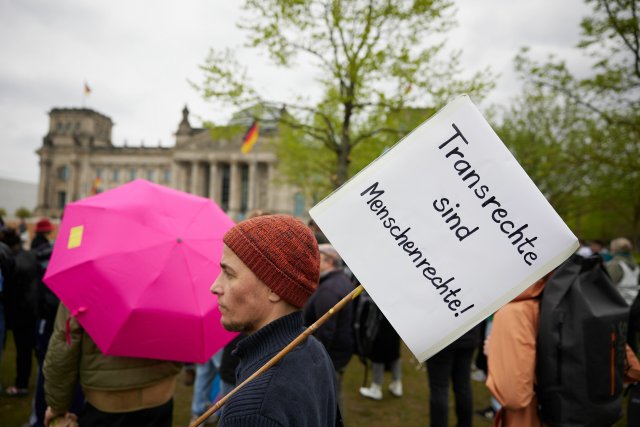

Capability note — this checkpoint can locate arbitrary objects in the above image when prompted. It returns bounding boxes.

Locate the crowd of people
[1,211,639,426]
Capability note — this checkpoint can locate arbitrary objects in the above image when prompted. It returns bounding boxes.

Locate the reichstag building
[35,106,303,220]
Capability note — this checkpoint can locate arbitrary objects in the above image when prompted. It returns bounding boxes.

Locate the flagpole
[189,284,365,427]
[82,82,91,108]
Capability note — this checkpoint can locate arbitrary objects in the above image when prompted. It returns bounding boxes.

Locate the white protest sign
[310,95,578,362]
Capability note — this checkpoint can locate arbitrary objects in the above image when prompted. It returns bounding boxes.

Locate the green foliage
[194,0,495,190]
[496,87,590,217]
[0,207,6,218]
[14,206,31,219]
[498,0,640,241]
[271,117,336,202]
[204,122,246,141]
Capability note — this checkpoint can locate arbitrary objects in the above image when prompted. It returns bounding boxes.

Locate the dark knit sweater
[218,312,338,427]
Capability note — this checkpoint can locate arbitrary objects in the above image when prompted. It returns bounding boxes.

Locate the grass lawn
[0,332,628,427]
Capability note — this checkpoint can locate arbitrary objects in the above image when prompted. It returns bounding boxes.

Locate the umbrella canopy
[44,179,237,363]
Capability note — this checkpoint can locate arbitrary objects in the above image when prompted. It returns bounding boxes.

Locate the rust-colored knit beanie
[223,214,320,308]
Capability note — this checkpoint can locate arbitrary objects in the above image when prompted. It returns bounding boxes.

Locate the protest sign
[310,95,578,362]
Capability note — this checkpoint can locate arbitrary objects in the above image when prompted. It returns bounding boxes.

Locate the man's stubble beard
[222,318,256,334]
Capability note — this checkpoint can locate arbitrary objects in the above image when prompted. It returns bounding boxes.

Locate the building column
[181,162,190,191]
[67,162,76,203]
[208,162,218,202]
[266,163,275,212]
[229,161,240,219]
[37,160,51,213]
[79,155,91,198]
[170,161,180,189]
[190,161,199,195]
[248,161,257,211]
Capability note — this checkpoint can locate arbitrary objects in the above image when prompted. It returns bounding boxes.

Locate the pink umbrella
[44,179,237,363]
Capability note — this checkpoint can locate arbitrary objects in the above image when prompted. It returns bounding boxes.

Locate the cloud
[0,0,595,184]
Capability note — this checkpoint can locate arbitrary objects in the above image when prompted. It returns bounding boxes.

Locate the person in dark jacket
[30,218,54,251]
[28,220,83,427]
[0,237,15,385]
[210,214,339,426]
[426,325,482,427]
[1,228,39,396]
[304,243,354,417]
[358,297,403,401]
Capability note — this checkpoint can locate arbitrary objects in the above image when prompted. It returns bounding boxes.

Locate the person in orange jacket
[485,278,546,427]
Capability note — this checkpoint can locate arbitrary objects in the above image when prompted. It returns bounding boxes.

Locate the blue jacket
[219,311,339,427]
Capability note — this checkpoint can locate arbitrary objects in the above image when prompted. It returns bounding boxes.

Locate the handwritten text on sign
[434,124,538,265]
[310,95,577,361]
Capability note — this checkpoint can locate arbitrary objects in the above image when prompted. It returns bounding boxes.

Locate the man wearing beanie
[211,214,340,426]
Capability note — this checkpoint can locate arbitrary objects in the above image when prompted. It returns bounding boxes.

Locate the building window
[57,191,67,209]
[129,168,137,181]
[57,166,69,181]
[163,168,171,183]
[293,192,305,217]
[147,169,155,181]
[220,164,230,212]
[112,168,120,182]
[240,164,249,215]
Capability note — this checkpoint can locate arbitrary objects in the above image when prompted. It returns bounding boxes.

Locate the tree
[497,83,592,217]
[499,0,640,240]
[194,0,494,193]
[14,207,31,219]
[0,207,6,218]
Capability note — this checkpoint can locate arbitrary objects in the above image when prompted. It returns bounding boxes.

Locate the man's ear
[267,290,282,303]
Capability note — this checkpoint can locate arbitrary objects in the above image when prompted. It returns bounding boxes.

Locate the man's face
[210,245,273,333]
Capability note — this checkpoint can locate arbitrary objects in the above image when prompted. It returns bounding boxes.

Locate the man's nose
[210,278,221,295]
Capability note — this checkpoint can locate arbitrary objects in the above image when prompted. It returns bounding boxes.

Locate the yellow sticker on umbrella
[68,226,84,249]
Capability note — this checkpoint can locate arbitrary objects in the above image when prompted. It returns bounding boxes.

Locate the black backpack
[352,290,383,361]
[537,254,629,426]
[351,290,384,387]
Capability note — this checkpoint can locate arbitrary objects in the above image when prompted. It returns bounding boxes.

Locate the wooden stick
[189,284,364,427]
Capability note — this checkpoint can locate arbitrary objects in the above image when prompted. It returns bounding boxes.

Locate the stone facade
[35,106,304,220]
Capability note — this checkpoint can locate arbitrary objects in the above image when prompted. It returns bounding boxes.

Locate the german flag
[241,121,259,154]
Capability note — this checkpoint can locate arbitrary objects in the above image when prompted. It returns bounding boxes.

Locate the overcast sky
[0,0,592,184]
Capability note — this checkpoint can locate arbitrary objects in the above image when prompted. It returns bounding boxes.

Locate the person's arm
[486,302,538,409]
[43,304,83,417]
